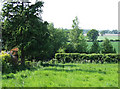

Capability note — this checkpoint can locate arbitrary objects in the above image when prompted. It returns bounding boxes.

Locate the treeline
[66,29,120,35]
[99,30,120,35]
[82,29,119,35]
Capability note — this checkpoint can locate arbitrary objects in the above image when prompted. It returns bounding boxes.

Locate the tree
[112,30,118,34]
[75,34,88,53]
[101,38,116,53]
[47,23,68,58]
[69,16,83,43]
[2,1,49,65]
[87,29,99,41]
[67,16,87,53]
[90,40,100,53]
[100,30,105,36]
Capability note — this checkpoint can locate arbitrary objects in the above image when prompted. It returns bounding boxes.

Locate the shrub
[0,51,13,73]
[90,41,100,53]
[55,53,119,63]
[101,38,116,53]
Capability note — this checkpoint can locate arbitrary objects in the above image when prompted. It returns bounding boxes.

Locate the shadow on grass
[44,67,107,74]
[41,63,107,74]
[42,63,77,67]
[2,65,37,75]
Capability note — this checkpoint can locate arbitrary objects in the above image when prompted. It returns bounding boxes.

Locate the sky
[0,0,120,30]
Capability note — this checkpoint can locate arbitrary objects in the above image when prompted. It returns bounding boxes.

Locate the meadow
[2,63,118,87]
[97,34,119,40]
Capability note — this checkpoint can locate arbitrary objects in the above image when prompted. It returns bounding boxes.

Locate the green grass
[86,34,119,40]
[98,35,118,40]
[87,42,119,53]
[2,63,118,87]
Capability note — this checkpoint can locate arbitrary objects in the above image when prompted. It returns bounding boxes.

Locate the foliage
[100,30,105,36]
[90,40,100,53]
[101,38,116,53]
[87,29,99,41]
[69,16,83,43]
[87,42,119,54]
[55,53,119,63]
[57,47,66,53]
[2,1,50,63]
[99,30,119,34]
[47,23,68,58]
[67,16,88,53]
[0,51,14,73]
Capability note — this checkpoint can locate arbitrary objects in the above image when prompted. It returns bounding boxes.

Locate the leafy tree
[100,30,105,36]
[87,29,99,41]
[75,34,88,53]
[67,16,87,53]
[69,16,83,43]
[101,38,116,53]
[2,1,49,64]
[47,23,68,58]
[112,30,118,34]
[90,40,100,53]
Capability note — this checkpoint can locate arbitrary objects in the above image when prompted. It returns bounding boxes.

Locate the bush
[101,38,116,53]
[55,53,119,63]
[0,51,13,73]
[90,41,100,53]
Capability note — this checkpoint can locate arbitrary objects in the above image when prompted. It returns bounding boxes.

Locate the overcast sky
[1,0,120,30]
[41,0,119,30]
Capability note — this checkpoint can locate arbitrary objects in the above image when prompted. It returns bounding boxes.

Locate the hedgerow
[55,53,119,63]
[1,51,119,73]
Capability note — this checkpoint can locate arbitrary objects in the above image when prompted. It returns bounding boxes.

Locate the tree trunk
[21,46,25,66]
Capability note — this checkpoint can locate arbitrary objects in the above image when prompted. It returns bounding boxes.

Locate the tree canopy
[2,1,49,64]
[101,38,116,53]
[46,23,68,58]
[90,40,100,53]
[67,16,87,53]
[87,29,99,41]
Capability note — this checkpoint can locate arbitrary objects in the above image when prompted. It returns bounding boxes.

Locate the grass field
[2,63,118,87]
[85,34,119,40]
[87,42,119,53]
[98,35,118,40]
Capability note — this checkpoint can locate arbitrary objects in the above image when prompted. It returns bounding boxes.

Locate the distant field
[98,34,119,40]
[85,34,119,40]
[2,63,118,87]
[87,42,119,53]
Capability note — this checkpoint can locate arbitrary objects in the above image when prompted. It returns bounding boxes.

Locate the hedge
[55,53,120,63]
[87,39,120,42]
